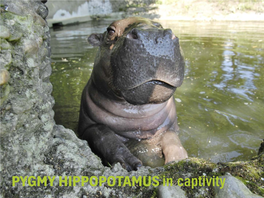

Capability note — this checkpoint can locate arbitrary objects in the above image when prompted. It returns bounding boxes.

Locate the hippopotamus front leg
[160,131,188,164]
[81,125,143,171]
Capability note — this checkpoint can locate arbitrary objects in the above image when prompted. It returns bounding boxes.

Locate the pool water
[50,20,264,163]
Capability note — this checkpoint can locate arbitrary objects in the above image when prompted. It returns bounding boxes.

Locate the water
[50,20,264,163]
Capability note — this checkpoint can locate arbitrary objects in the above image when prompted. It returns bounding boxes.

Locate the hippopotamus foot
[82,125,142,171]
[160,131,188,164]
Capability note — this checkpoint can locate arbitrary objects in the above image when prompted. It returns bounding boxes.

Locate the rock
[0,69,10,86]
[158,185,187,198]
[0,67,10,105]
[2,3,24,16]
[0,38,12,50]
[23,39,39,55]
[214,175,263,198]
[1,0,102,197]
[36,3,49,19]
[0,84,10,106]
[0,50,12,68]
[7,32,23,42]
[258,139,264,156]
[0,26,11,39]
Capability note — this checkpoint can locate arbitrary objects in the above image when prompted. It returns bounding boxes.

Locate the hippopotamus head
[88,17,184,105]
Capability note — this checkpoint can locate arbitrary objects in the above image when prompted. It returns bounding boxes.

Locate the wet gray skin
[78,17,187,171]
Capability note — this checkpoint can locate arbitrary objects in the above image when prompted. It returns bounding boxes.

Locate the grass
[155,0,177,5]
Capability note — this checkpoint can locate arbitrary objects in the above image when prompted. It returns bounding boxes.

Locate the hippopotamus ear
[88,33,103,46]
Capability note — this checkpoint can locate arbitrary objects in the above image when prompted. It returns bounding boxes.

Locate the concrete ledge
[47,12,125,27]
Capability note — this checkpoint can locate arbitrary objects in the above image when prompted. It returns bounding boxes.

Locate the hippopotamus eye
[152,22,163,28]
[107,27,115,36]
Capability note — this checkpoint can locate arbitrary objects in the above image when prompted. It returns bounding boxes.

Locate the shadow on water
[50,20,264,163]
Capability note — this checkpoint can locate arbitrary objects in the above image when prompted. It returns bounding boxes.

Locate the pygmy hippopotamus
[78,17,188,171]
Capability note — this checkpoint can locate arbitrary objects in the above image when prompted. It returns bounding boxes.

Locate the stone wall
[45,0,156,19]
[0,1,263,197]
[110,0,156,12]
[44,0,158,27]
[0,0,113,197]
[46,0,113,19]
[0,1,155,197]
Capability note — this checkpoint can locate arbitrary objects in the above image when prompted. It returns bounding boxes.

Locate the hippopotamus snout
[125,27,178,54]
[110,26,184,104]
[124,28,179,60]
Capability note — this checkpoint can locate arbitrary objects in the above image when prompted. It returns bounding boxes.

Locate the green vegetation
[156,155,264,197]
[119,2,147,12]
[155,0,176,5]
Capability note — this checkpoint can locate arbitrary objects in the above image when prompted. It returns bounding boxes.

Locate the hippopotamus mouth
[128,80,177,90]
[120,79,178,105]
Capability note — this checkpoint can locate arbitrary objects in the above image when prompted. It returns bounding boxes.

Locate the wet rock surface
[158,185,187,198]
[214,174,263,198]
[0,1,263,198]
[258,139,264,156]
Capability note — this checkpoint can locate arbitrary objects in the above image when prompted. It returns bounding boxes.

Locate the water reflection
[50,20,264,163]
[213,44,259,102]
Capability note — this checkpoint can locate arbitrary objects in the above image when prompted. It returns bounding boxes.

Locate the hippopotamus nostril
[163,29,178,41]
[163,29,172,36]
[163,29,174,39]
[127,29,139,40]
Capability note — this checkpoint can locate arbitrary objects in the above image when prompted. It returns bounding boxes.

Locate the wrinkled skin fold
[78,17,188,171]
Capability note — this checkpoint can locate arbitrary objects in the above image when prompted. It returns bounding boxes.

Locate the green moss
[1,12,14,21]
[155,0,177,5]
[118,7,125,12]
[0,38,12,50]
[120,3,147,12]
[155,0,163,5]
[8,32,22,42]
[150,187,157,198]
[127,3,147,8]
[215,155,263,196]
[154,159,217,197]
[2,12,28,44]
[235,176,264,195]
[0,84,10,106]
[152,156,264,197]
